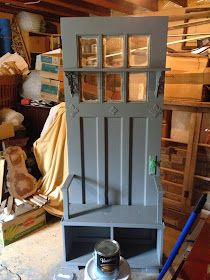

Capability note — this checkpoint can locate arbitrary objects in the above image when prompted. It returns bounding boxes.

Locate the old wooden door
[61,16,167,207]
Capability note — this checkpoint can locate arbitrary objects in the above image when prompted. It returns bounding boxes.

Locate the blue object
[0,18,12,56]
[158,193,207,280]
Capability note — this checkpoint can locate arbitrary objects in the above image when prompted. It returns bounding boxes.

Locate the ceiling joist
[2,0,89,17]
[81,0,137,15]
[41,0,110,16]
[126,0,158,12]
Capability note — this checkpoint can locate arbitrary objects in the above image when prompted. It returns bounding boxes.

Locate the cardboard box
[0,122,15,140]
[41,53,63,66]
[0,207,46,246]
[41,78,64,102]
[164,55,209,101]
[40,64,64,81]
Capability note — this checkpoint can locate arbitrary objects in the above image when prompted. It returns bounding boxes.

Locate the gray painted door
[61,17,167,207]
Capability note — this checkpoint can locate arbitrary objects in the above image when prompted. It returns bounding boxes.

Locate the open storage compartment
[63,226,110,265]
[114,227,158,268]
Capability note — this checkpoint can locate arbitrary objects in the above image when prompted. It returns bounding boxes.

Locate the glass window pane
[103,36,123,68]
[128,36,149,67]
[79,37,98,67]
[128,73,147,101]
[81,73,98,101]
[104,73,122,102]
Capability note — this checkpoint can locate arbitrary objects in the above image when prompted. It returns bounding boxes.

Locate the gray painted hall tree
[61,16,168,270]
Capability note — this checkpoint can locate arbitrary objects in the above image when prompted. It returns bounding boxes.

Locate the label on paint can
[94,239,120,275]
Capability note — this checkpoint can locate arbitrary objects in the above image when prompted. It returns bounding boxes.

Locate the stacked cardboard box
[39,51,64,103]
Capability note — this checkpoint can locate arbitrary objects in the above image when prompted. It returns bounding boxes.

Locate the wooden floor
[163,218,207,279]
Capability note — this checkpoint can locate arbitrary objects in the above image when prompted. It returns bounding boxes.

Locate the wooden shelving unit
[161,101,210,229]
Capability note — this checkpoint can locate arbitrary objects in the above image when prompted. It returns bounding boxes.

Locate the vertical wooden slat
[132,118,147,205]
[83,118,98,203]
[107,118,121,205]
[68,116,83,203]
[184,112,202,210]
[104,118,109,204]
[80,118,86,203]
[97,117,106,204]
[128,118,133,205]
[120,117,130,205]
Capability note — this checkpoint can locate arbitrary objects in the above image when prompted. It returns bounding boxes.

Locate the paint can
[94,239,120,279]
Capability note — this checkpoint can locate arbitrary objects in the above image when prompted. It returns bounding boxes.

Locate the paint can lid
[94,239,120,257]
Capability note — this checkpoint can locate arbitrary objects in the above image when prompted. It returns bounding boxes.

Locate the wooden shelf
[29,31,61,37]
[161,179,183,188]
[198,143,210,148]
[194,175,210,182]
[160,167,184,175]
[162,137,188,144]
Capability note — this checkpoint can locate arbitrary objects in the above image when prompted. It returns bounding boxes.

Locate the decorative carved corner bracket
[151,71,165,98]
[65,71,80,97]
[69,104,79,118]
[156,71,165,98]
[149,104,162,118]
[109,106,119,115]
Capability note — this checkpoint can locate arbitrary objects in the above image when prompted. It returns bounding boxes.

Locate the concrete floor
[0,216,63,280]
[0,215,180,280]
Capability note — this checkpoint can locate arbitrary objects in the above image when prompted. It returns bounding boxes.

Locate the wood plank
[162,137,187,144]
[0,4,60,22]
[168,19,210,31]
[170,0,187,7]
[81,0,136,14]
[198,143,210,148]
[160,167,184,175]
[0,158,5,203]
[5,196,13,215]
[183,113,200,210]
[3,1,88,17]
[42,0,110,16]
[194,174,210,182]
[125,0,158,11]
[169,11,210,21]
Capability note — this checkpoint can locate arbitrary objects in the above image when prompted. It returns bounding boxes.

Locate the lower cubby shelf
[62,224,162,269]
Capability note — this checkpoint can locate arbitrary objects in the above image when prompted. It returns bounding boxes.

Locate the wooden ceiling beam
[3,1,88,17]
[125,0,158,11]
[169,0,188,7]
[41,0,110,16]
[0,3,60,21]
[81,0,136,14]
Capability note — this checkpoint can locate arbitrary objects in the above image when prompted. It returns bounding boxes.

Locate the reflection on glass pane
[128,73,147,101]
[103,36,123,67]
[128,36,149,67]
[81,73,98,101]
[104,73,122,101]
[79,37,97,67]
[199,113,210,144]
